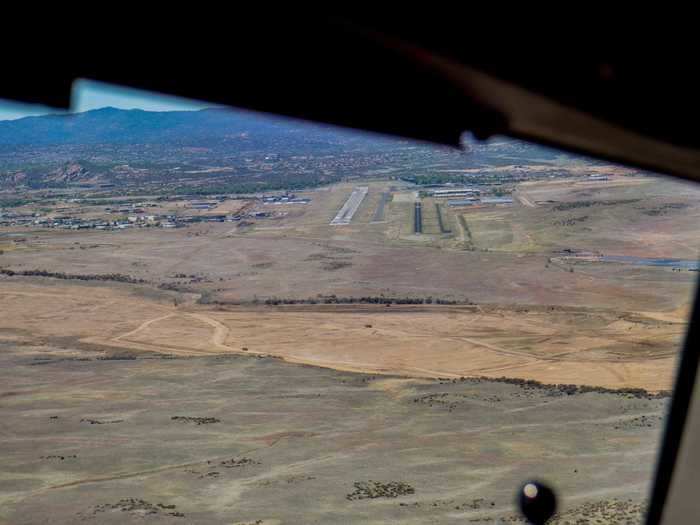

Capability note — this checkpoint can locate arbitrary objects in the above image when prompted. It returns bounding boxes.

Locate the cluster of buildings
[262,193,310,205]
[446,196,513,207]
[188,201,218,210]
[423,187,512,207]
[0,212,38,227]
[0,214,162,230]
[0,210,258,231]
[428,188,481,199]
[0,213,147,230]
[0,190,294,232]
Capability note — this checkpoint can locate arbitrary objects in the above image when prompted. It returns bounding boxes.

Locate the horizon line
[0,105,225,123]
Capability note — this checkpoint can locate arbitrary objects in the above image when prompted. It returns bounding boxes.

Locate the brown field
[1,172,699,523]
[1,174,698,391]
[0,279,687,391]
[0,337,666,524]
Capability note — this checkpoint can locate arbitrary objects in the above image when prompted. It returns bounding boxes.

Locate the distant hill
[0,107,570,160]
[0,107,587,193]
[0,107,379,149]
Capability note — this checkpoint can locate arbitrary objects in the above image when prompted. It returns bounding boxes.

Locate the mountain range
[0,107,394,150]
[0,107,581,193]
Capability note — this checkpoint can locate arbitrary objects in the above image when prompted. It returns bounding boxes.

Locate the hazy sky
[0,79,211,121]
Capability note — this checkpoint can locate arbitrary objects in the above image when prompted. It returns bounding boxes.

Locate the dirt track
[110,306,680,391]
[1,281,679,391]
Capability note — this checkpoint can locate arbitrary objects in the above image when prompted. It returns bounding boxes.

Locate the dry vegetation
[1,172,699,523]
[1,175,697,391]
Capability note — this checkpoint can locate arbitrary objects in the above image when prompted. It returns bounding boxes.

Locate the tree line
[200,294,472,306]
[0,268,146,284]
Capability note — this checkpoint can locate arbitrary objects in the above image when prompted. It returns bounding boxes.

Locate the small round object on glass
[517,481,556,525]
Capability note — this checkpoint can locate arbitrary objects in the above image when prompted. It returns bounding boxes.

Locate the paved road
[371,192,390,223]
[414,201,422,234]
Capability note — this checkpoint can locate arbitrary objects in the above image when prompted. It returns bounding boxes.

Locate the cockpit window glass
[0,82,696,524]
